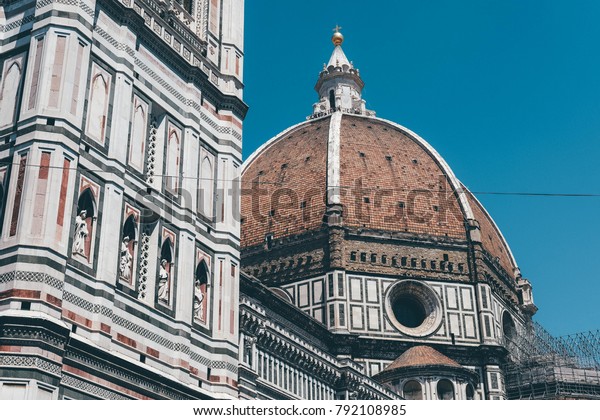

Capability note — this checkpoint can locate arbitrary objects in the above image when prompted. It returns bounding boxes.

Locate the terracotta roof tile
[382,346,461,372]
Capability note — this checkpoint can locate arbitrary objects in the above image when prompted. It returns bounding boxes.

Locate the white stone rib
[461,183,520,270]
[241,111,519,271]
[371,114,519,269]
[326,111,342,205]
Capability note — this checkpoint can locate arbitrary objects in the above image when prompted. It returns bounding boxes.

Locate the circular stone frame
[385,280,443,337]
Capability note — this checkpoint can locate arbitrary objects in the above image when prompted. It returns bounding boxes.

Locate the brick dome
[241,113,519,279]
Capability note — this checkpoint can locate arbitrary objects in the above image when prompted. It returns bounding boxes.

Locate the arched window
[502,311,517,342]
[0,61,22,127]
[199,155,214,217]
[87,71,110,144]
[72,188,97,262]
[437,379,455,400]
[157,238,174,305]
[194,259,210,321]
[329,89,336,110]
[466,383,475,400]
[129,98,148,172]
[402,380,423,400]
[166,128,180,192]
[119,214,138,284]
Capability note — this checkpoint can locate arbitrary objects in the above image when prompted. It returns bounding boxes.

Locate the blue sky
[242,1,600,337]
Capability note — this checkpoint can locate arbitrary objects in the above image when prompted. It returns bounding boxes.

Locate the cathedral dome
[241,112,519,279]
[241,30,526,304]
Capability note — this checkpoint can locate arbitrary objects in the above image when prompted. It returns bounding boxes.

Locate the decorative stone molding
[0,271,63,291]
[0,355,62,377]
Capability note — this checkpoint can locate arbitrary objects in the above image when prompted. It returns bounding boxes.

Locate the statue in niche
[72,210,89,256]
[157,259,170,303]
[119,236,132,281]
[193,279,205,321]
[244,336,256,367]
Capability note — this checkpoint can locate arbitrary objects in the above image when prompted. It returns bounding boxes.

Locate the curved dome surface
[242,116,330,247]
[337,114,466,238]
[241,113,518,278]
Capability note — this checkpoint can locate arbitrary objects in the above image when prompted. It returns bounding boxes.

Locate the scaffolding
[504,322,600,400]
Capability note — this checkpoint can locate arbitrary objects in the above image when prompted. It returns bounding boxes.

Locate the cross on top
[333,25,342,33]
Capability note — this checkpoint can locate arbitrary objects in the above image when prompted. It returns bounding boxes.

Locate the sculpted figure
[157,259,170,303]
[119,236,132,281]
[193,279,205,320]
[72,210,89,256]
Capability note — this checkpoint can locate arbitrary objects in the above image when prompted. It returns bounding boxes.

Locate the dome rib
[241,112,520,279]
[463,185,519,276]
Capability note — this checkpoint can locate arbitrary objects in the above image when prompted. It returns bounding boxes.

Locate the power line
[469,191,600,198]
[3,160,600,198]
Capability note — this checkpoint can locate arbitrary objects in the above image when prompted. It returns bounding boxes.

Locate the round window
[385,280,442,337]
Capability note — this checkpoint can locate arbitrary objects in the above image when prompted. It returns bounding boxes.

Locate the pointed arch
[194,258,210,322]
[195,258,210,285]
[0,60,22,127]
[119,213,138,284]
[86,68,111,144]
[77,187,97,218]
[199,154,214,217]
[73,187,97,261]
[160,237,174,263]
[502,311,517,342]
[129,97,148,172]
[122,214,138,241]
[166,126,181,192]
[158,236,175,305]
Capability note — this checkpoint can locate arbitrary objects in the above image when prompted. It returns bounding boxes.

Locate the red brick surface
[146,346,160,358]
[0,289,41,299]
[45,293,62,307]
[242,115,517,285]
[241,117,330,247]
[116,333,137,349]
[339,116,466,238]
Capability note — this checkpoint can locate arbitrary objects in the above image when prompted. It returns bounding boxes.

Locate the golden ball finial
[332,25,343,46]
